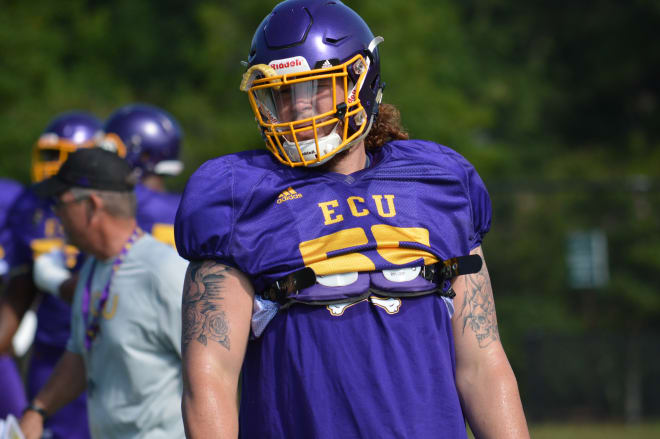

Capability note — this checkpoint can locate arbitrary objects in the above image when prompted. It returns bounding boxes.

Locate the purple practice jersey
[0,179,28,419]
[6,189,81,348]
[0,178,24,280]
[175,140,491,438]
[135,183,181,248]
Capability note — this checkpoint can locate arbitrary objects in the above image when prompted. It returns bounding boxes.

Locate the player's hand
[33,249,70,296]
[19,409,45,439]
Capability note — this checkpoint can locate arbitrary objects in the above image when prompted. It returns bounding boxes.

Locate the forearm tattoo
[458,261,499,348]
[182,261,231,352]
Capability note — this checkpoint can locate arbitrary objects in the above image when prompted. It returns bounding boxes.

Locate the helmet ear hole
[371,75,380,93]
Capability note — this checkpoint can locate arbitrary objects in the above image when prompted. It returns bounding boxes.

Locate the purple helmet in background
[101,104,183,176]
[240,0,384,167]
[32,111,102,182]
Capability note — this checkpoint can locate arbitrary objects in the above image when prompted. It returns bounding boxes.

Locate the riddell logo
[269,59,302,70]
[347,87,357,104]
[277,187,303,204]
[268,56,310,75]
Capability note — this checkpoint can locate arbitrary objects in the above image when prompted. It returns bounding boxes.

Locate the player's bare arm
[452,246,530,439]
[457,246,499,349]
[19,351,87,439]
[182,260,233,352]
[181,259,253,438]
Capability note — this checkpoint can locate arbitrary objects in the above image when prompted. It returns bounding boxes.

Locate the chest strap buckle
[261,267,316,303]
[262,254,483,304]
[420,254,482,283]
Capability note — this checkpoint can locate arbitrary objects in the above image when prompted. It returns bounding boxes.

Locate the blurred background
[1,0,659,435]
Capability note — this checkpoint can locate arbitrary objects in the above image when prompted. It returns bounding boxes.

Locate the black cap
[32,148,136,198]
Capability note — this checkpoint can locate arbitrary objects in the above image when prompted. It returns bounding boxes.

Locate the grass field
[467,422,660,438]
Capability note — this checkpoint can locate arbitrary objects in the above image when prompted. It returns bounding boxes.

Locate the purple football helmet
[32,111,102,182]
[240,0,384,167]
[101,104,183,176]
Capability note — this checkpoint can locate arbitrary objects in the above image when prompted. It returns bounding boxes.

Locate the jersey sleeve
[441,146,492,249]
[175,158,237,266]
[6,192,39,270]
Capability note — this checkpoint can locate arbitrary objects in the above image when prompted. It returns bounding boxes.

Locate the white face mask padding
[282,131,343,166]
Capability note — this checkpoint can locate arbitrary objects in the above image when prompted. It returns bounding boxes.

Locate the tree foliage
[1,0,659,419]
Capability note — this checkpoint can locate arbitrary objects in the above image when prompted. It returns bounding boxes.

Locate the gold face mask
[241,54,371,167]
[31,135,95,183]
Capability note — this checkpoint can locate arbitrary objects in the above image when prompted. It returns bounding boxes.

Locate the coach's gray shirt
[67,234,186,438]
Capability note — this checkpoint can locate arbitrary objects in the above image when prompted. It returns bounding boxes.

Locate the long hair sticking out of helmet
[241,0,386,167]
[32,112,102,183]
[365,103,409,150]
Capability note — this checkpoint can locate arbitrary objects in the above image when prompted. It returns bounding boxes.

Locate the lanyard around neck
[81,228,142,351]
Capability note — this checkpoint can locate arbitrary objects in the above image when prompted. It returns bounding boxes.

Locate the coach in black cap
[24,148,138,304]
[30,148,137,256]
[20,146,187,437]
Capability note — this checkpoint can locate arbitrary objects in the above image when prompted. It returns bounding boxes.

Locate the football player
[175,1,530,438]
[0,112,99,439]
[0,177,27,419]
[101,103,183,248]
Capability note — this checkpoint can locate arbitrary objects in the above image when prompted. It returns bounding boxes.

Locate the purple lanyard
[81,228,142,350]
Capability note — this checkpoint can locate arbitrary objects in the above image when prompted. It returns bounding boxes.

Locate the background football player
[0,177,27,420]
[101,103,183,248]
[175,1,529,437]
[0,112,100,439]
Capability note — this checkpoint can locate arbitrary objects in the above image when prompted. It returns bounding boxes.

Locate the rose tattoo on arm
[182,261,232,352]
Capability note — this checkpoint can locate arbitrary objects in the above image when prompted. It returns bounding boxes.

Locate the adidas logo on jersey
[277,187,303,204]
